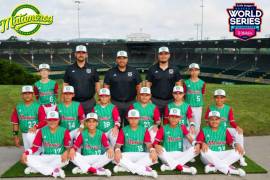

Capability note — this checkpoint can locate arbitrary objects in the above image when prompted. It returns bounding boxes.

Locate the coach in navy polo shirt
[146,46,182,117]
[104,50,142,126]
[63,45,100,114]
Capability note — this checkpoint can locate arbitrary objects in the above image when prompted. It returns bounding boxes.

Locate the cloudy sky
[0,0,269,41]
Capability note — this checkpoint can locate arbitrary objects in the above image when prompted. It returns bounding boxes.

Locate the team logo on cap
[131,111,136,116]
[49,111,55,117]
[173,109,178,113]
[25,86,30,91]
[66,86,70,91]
[102,89,106,93]
[227,3,263,41]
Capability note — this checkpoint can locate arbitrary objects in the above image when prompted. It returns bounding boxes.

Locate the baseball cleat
[72,167,82,174]
[24,167,31,175]
[160,164,171,172]
[238,168,246,177]
[240,158,248,167]
[189,158,196,163]
[96,168,112,177]
[59,169,66,179]
[113,165,128,173]
[204,164,217,174]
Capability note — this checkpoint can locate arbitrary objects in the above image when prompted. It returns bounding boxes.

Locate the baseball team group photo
[0,0,269,180]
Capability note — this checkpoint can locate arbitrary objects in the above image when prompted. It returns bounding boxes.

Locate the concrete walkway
[1,136,269,180]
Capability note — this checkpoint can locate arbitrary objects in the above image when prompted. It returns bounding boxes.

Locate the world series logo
[0,4,53,36]
[227,3,263,41]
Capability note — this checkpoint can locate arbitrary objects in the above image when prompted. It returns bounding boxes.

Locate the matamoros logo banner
[227,3,263,41]
[0,4,53,36]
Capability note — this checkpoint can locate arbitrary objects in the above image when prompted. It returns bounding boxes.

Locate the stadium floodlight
[194,23,201,40]
[200,0,204,41]
[74,0,83,39]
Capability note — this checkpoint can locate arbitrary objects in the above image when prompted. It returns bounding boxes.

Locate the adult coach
[146,46,182,117]
[104,50,142,126]
[64,45,100,114]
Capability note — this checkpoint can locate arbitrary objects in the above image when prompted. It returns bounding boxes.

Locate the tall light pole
[194,23,200,40]
[200,0,204,40]
[75,0,82,39]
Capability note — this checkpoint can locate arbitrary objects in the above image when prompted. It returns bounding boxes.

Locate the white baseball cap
[158,46,170,53]
[46,111,59,121]
[169,108,181,117]
[208,111,221,118]
[117,50,128,58]
[127,109,140,118]
[99,88,110,96]
[173,86,184,93]
[85,112,98,121]
[189,63,200,69]
[214,89,226,97]
[63,86,74,93]
[140,87,151,94]
[39,63,50,70]
[76,45,87,52]
[22,85,34,93]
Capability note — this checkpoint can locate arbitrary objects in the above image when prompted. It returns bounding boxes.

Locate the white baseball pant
[191,107,202,135]
[118,152,156,175]
[200,149,242,174]
[26,155,68,176]
[71,152,112,173]
[148,126,158,144]
[158,147,197,169]
[23,131,42,154]
[105,128,118,147]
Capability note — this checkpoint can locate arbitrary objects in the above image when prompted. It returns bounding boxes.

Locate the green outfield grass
[0,80,270,146]
[1,156,267,178]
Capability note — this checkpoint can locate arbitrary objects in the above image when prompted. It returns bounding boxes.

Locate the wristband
[13,131,19,136]
[191,141,197,146]
[115,148,121,152]
[150,148,156,153]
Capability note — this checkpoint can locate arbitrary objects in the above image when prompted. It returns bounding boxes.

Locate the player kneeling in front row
[154,108,199,175]
[114,109,158,178]
[197,111,246,177]
[69,112,113,176]
[21,111,71,179]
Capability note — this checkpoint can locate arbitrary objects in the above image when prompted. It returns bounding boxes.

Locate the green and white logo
[0,4,53,36]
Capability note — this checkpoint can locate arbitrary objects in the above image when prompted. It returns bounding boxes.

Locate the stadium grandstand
[0,36,269,84]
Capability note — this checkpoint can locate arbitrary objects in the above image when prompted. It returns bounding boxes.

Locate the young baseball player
[11,85,46,151]
[183,63,206,134]
[129,87,161,143]
[197,111,246,176]
[154,108,199,174]
[58,86,85,141]
[34,63,58,105]
[164,85,196,151]
[114,109,158,178]
[20,111,71,178]
[69,112,113,176]
[92,88,121,147]
[204,89,247,166]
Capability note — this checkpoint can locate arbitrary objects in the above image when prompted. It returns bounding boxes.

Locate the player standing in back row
[34,64,58,105]
[183,63,206,134]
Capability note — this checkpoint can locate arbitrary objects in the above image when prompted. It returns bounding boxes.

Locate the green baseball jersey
[209,104,231,128]
[34,80,57,105]
[41,126,66,155]
[81,129,105,155]
[122,125,146,152]
[184,79,205,107]
[202,126,227,152]
[15,102,40,133]
[162,124,184,152]
[167,102,190,126]
[94,103,115,132]
[133,102,155,128]
[58,101,80,131]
